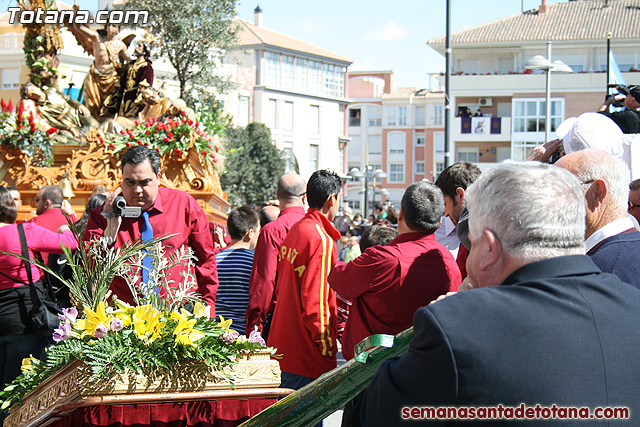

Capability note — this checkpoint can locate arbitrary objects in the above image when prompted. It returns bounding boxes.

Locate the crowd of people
[2,120,640,424]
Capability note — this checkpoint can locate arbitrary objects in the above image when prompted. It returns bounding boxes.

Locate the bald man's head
[277,173,306,207]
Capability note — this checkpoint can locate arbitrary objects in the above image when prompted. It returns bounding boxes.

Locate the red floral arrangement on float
[0,98,55,167]
[107,111,221,167]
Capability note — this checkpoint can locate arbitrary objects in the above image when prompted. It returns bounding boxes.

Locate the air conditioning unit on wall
[478,97,493,107]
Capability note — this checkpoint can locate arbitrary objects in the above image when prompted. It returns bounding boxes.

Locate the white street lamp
[524,42,573,142]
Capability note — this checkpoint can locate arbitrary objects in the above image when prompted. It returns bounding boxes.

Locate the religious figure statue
[66,3,129,121]
[159,98,197,122]
[103,40,154,119]
[19,83,100,138]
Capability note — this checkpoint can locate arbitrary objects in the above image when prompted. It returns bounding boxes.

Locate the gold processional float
[0,3,288,426]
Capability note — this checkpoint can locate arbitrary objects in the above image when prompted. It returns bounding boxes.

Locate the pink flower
[52,321,72,343]
[222,330,239,344]
[94,323,109,338]
[60,307,78,323]
[248,329,266,346]
[110,318,124,332]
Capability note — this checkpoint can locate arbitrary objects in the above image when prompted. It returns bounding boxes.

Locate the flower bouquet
[106,112,222,167]
[0,99,54,167]
[0,230,277,423]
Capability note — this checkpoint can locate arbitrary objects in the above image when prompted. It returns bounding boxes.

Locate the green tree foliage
[121,0,238,102]
[221,123,286,207]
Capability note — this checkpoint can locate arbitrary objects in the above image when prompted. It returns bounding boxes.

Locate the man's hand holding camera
[101,188,123,243]
[101,188,144,243]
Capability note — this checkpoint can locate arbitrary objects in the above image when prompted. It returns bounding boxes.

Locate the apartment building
[346,70,445,213]
[223,7,352,179]
[427,0,640,170]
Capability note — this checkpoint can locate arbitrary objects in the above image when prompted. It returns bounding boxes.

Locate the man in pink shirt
[245,173,306,337]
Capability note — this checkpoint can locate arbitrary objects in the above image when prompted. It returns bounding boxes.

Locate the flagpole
[607,32,611,93]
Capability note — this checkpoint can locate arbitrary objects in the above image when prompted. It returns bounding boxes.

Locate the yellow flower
[193,302,211,319]
[74,319,86,332]
[113,300,134,327]
[20,356,35,373]
[83,301,113,338]
[132,304,165,343]
[218,315,233,330]
[172,310,205,347]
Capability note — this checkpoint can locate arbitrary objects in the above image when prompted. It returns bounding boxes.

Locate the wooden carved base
[5,351,281,427]
[0,142,229,224]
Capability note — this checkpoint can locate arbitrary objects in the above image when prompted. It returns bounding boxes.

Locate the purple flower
[52,321,72,343]
[110,317,124,332]
[248,330,266,347]
[222,330,239,344]
[58,307,78,323]
[94,323,109,338]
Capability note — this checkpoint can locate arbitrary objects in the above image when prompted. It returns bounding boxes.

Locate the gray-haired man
[361,162,640,426]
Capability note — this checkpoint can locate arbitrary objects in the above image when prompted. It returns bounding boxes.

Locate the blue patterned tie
[140,211,153,284]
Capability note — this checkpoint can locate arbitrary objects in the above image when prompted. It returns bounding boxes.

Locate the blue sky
[3,0,566,88]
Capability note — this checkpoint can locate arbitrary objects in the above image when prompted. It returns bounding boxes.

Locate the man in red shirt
[84,146,218,310]
[245,173,306,337]
[30,186,78,262]
[329,181,461,425]
[267,169,342,401]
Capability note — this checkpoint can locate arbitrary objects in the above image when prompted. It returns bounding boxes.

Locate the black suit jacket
[361,255,640,426]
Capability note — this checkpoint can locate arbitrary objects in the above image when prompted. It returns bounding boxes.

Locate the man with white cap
[598,85,640,133]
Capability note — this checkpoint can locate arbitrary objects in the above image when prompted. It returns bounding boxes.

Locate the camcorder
[113,195,142,217]
[606,84,629,107]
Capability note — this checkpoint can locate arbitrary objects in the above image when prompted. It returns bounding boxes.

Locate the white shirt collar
[585,216,637,253]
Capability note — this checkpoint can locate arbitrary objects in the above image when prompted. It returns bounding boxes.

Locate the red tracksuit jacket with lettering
[267,209,341,379]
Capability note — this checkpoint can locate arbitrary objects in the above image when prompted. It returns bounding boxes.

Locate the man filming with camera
[84,146,219,311]
[597,84,640,133]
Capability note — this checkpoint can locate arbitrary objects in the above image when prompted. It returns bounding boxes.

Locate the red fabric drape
[48,398,277,427]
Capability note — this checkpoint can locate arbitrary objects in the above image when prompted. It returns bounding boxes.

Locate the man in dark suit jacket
[556,148,640,290]
[361,162,640,426]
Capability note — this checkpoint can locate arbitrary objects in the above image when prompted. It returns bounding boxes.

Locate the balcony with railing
[453,116,511,141]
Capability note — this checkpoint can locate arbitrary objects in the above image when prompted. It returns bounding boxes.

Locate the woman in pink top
[0,186,78,393]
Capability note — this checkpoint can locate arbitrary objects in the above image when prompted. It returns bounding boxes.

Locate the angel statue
[66,3,131,121]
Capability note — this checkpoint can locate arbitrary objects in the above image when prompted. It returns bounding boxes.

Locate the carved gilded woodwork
[0,142,229,224]
[5,351,280,427]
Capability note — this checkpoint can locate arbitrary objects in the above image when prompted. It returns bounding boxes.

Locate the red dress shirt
[267,209,341,379]
[84,187,218,310]
[0,223,78,289]
[245,206,305,334]
[328,232,462,360]
[29,208,78,264]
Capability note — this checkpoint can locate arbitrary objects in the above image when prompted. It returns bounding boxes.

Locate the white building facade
[224,7,352,180]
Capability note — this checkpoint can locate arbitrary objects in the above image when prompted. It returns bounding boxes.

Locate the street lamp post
[371,188,389,209]
[348,166,387,217]
[524,42,573,142]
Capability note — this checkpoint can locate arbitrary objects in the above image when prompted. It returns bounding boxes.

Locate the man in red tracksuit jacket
[268,169,342,398]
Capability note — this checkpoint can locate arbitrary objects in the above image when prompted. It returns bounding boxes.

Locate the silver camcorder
[113,195,142,218]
